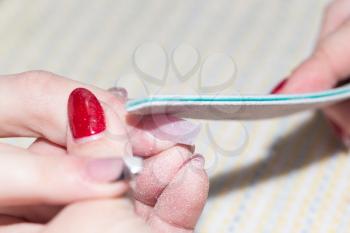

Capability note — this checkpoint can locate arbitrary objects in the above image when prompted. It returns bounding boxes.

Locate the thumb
[66,88,134,184]
[45,199,152,233]
[271,20,350,94]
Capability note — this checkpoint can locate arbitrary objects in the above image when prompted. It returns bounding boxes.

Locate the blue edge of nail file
[126,84,350,120]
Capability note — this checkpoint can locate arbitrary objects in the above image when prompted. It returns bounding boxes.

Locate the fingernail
[270,78,288,94]
[142,114,201,145]
[190,154,205,169]
[86,158,127,182]
[108,87,128,102]
[68,88,106,139]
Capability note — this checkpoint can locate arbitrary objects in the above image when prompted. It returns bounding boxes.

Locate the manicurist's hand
[0,71,209,233]
[270,0,350,145]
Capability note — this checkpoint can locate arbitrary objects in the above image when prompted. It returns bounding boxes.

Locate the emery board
[126,84,350,120]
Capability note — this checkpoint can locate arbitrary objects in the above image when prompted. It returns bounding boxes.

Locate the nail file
[126,84,350,120]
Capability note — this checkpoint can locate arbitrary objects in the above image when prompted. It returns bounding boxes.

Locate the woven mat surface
[2,1,350,233]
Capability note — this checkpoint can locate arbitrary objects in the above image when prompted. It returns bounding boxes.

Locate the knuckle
[15,70,60,122]
[17,70,56,93]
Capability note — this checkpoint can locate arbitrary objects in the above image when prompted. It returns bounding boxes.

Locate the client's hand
[0,71,209,233]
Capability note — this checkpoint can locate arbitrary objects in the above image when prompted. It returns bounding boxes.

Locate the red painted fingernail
[271,79,288,94]
[68,88,106,139]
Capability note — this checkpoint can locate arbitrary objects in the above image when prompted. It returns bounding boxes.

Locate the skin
[0,71,209,233]
[276,0,350,144]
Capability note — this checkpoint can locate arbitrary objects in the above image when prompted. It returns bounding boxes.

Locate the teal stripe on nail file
[127,85,350,108]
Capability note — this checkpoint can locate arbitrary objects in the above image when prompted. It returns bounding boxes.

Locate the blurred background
[2,0,350,232]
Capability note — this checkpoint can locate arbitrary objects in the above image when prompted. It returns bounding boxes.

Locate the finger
[0,215,24,225]
[0,220,43,233]
[44,199,152,233]
[269,18,350,144]
[0,143,127,206]
[4,140,68,223]
[28,138,66,156]
[271,20,350,94]
[147,155,209,233]
[133,145,194,207]
[0,71,184,156]
[65,87,131,159]
[320,0,350,38]
[64,88,133,196]
[109,87,200,156]
[0,205,61,223]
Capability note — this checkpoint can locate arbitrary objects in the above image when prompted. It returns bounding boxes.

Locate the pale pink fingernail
[142,114,201,145]
[108,87,128,102]
[190,154,205,169]
[86,158,128,182]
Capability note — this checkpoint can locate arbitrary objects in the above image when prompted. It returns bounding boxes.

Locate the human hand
[0,71,208,232]
[270,0,350,145]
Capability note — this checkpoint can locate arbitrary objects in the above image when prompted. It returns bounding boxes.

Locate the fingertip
[50,156,131,200]
[152,156,209,230]
[271,52,337,94]
[133,145,193,206]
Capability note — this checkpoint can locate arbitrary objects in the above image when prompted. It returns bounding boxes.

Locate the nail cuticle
[73,132,105,144]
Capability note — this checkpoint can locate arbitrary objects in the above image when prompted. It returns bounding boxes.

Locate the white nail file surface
[126,85,350,120]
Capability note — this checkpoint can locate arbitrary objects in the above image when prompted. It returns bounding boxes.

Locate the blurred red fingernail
[68,88,106,139]
[271,79,288,94]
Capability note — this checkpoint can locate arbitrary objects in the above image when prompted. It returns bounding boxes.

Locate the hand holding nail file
[126,83,350,120]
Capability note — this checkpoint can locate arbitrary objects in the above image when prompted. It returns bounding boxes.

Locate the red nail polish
[68,88,106,139]
[271,79,288,94]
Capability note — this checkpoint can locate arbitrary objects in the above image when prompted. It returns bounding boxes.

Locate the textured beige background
[1,0,350,232]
